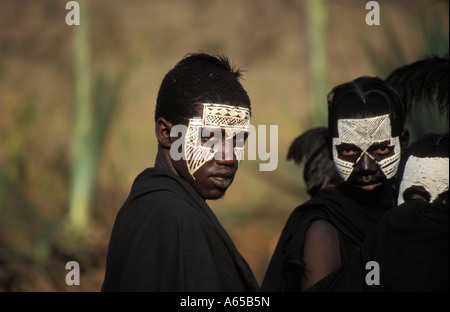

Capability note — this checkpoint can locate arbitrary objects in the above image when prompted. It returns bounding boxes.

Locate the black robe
[355,200,449,292]
[101,168,259,292]
[261,183,395,291]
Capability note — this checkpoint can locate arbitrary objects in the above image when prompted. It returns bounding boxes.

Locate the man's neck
[154,146,179,177]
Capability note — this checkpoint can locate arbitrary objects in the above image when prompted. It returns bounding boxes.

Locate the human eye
[337,144,360,160]
[341,149,358,156]
[373,146,391,155]
[434,189,449,206]
[233,131,248,148]
[200,134,214,144]
[369,141,393,158]
[201,128,222,144]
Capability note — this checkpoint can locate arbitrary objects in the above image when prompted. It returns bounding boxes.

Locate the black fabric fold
[101,168,259,292]
[261,183,395,291]
[358,200,449,292]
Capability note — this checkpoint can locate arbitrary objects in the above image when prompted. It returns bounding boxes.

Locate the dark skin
[402,182,449,205]
[330,98,410,191]
[301,109,409,291]
[337,134,409,191]
[154,116,244,201]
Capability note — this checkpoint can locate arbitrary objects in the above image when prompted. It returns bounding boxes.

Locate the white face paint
[332,114,401,181]
[397,156,449,205]
[184,103,250,178]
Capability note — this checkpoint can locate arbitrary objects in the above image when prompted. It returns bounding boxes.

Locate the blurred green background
[0,0,448,291]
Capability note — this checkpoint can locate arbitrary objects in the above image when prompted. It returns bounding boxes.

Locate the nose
[215,137,236,166]
[353,152,378,175]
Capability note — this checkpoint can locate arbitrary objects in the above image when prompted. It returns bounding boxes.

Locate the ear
[155,117,174,148]
[399,129,409,150]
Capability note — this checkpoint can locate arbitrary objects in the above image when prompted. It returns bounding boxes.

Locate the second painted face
[329,90,406,191]
[332,114,402,190]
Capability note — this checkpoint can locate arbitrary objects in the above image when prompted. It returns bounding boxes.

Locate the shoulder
[121,189,204,227]
[305,219,339,243]
[301,219,341,290]
[302,220,341,262]
[148,191,203,220]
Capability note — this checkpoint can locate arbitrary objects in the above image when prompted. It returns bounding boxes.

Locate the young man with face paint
[353,133,449,291]
[101,53,259,292]
[261,77,409,292]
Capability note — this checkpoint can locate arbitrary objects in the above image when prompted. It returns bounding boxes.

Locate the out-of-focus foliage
[0,0,448,291]
[361,5,449,142]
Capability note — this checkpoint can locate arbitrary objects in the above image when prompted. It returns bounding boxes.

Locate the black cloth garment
[354,200,449,292]
[101,168,259,292]
[261,183,395,291]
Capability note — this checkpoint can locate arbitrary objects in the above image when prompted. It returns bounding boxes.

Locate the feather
[287,127,342,197]
[385,55,449,118]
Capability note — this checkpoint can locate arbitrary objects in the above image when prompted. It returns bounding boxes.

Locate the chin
[203,189,227,201]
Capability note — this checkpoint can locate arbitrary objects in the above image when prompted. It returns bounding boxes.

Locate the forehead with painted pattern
[397,155,449,205]
[397,133,449,205]
[328,77,404,138]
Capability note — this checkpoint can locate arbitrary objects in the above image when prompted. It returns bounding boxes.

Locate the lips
[355,179,382,191]
[210,171,234,189]
[359,183,381,191]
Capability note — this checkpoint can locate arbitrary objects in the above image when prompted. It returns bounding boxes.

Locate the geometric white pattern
[332,114,401,181]
[184,103,251,178]
[202,103,250,130]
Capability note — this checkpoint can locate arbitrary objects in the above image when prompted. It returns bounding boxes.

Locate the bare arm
[300,219,341,291]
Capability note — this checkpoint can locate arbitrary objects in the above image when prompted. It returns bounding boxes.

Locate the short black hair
[327,76,405,136]
[155,53,251,125]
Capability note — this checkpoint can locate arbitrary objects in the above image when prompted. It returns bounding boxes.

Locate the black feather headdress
[287,127,342,197]
[385,55,449,119]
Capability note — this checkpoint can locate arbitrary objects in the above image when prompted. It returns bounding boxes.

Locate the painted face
[332,114,401,190]
[175,103,250,200]
[185,103,250,177]
[397,155,449,205]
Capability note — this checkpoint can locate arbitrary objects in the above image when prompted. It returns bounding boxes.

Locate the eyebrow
[369,140,390,146]
[367,140,393,150]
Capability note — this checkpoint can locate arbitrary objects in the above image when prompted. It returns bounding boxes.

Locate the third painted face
[397,155,449,205]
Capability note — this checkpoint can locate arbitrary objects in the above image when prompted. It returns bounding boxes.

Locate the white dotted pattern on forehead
[337,114,392,144]
[202,103,250,129]
[397,156,449,205]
